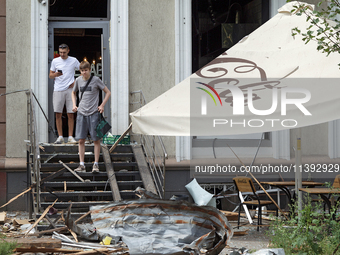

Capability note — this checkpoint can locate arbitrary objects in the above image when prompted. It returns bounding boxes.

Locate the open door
[48,22,110,142]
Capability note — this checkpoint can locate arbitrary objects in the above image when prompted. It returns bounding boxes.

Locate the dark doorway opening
[53,28,103,138]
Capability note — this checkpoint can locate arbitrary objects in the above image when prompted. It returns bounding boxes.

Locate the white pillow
[185,178,214,206]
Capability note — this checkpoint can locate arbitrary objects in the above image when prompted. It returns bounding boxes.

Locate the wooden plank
[41,168,67,183]
[109,123,132,153]
[25,199,58,236]
[101,145,121,201]
[0,187,32,208]
[59,160,85,182]
[30,226,68,236]
[71,248,111,255]
[15,247,80,253]
[8,238,62,249]
[131,145,157,195]
[0,212,6,223]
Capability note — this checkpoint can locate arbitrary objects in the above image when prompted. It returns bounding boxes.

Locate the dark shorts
[75,112,100,141]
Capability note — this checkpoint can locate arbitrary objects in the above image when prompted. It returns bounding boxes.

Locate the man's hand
[55,72,63,78]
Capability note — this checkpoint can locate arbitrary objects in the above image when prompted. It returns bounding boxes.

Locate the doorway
[48,22,110,142]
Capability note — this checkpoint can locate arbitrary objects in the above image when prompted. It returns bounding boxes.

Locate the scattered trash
[101,236,112,245]
[185,178,214,206]
[169,194,189,201]
[48,206,58,215]
[20,223,36,234]
[229,248,285,255]
[251,248,285,255]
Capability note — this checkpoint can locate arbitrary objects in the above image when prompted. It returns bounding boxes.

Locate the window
[49,0,110,21]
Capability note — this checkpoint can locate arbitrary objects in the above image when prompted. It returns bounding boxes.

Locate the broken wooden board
[109,123,132,153]
[15,247,79,253]
[59,160,85,182]
[12,219,31,227]
[6,237,62,249]
[101,145,121,201]
[233,230,249,236]
[220,210,239,221]
[0,212,6,223]
[131,145,158,195]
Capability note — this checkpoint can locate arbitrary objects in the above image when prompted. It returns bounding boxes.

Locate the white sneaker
[92,164,99,173]
[68,136,77,144]
[74,165,86,173]
[54,137,64,144]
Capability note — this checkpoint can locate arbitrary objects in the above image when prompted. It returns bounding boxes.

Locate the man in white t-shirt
[49,44,80,144]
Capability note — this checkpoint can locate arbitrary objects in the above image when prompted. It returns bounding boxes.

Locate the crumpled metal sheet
[90,199,233,255]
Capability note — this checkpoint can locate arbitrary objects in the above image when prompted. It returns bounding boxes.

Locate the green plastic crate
[102,135,130,145]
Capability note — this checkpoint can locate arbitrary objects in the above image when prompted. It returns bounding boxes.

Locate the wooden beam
[101,145,121,201]
[41,168,67,183]
[59,160,85,183]
[10,237,62,249]
[109,123,132,153]
[25,199,58,236]
[131,145,157,195]
[30,226,68,236]
[15,247,80,253]
[0,187,32,209]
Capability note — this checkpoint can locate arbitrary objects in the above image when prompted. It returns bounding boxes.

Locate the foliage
[287,0,340,67]
[0,234,17,255]
[267,196,340,255]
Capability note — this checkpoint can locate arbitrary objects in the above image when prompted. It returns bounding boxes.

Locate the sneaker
[54,137,64,144]
[92,164,99,173]
[74,165,86,173]
[67,136,77,144]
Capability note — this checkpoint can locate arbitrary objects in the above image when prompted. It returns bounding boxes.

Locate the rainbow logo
[196,82,223,106]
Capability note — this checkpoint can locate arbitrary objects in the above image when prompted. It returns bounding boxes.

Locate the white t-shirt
[50,56,80,91]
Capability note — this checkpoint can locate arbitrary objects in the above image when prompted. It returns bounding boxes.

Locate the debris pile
[88,199,233,255]
[0,197,234,255]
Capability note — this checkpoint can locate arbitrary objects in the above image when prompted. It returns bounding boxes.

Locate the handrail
[1,89,43,217]
[130,90,168,198]
[26,89,41,217]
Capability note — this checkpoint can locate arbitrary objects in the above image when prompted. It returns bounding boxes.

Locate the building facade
[1,0,339,210]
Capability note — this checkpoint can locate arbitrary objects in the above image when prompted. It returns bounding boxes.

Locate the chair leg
[257,205,261,231]
[238,203,242,229]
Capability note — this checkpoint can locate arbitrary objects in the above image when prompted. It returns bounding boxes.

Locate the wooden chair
[233,176,277,231]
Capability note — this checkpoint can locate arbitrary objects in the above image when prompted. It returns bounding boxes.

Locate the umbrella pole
[295,128,303,218]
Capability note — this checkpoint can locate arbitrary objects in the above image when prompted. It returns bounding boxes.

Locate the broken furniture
[299,175,340,218]
[233,176,278,231]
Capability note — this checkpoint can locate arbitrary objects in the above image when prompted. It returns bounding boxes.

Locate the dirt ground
[220,226,271,255]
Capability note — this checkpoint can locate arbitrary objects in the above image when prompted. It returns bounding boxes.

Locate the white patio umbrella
[130,1,340,214]
[131,1,340,136]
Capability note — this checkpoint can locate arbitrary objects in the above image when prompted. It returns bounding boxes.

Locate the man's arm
[98,86,111,113]
[49,70,62,79]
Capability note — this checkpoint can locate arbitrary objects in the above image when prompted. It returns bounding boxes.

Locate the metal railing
[26,90,42,217]
[130,90,168,198]
[0,89,42,217]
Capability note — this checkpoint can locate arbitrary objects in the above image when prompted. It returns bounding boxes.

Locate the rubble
[88,199,233,255]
